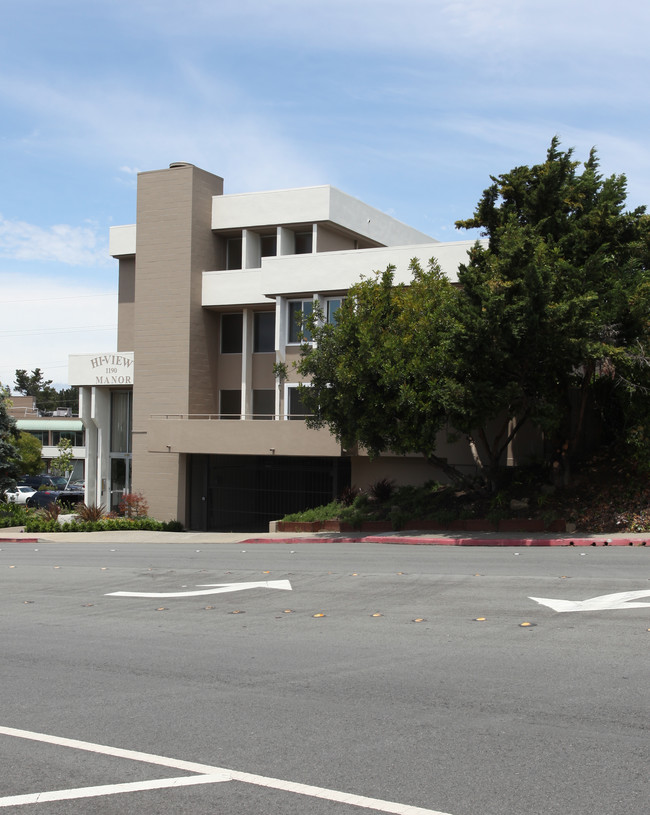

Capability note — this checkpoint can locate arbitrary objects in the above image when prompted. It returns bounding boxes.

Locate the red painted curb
[243,536,647,547]
[0,538,39,543]
[364,537,642,546]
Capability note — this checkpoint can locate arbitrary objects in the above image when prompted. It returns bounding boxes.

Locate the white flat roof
[212,185,435,247]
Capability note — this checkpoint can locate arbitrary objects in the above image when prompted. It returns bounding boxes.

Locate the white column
[278,226,295,256]
[91,387,111,507]
[241,308,252,418]
[79,386,96,506]
[243,229,261,269]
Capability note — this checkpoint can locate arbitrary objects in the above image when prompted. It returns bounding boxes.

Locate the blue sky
[1,0,649,388]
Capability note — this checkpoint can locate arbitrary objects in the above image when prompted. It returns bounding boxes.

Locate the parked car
[26,490,85,510]
[20,474,68,491]
[4,486,37,505]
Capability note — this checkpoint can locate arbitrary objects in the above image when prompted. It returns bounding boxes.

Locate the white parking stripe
[0,775,228,808]
[231,770,454,814]
[0,725,232,775]
[0,725,455,815]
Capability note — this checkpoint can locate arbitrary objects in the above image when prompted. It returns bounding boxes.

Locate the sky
[1,0,649,390]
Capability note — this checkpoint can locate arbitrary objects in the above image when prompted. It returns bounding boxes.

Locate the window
[288,299,313,343]
[226,237,242,270]
[295,231,313,254]
[254,312,275,353]
[221,313,243,353]
[220,390,241,419]
[326,297,344,325]
[25,430,47,444]
[260,234,277,258]
[51,430,84,446]
[110,391,132,453]
[253,390,275,420]
[285,384,311,420]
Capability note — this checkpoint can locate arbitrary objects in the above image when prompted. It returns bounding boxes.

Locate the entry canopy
[18,419,83,431]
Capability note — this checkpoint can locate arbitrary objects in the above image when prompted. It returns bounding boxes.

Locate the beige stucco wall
[146,416,341,457]
[351,456,437,490]
[251,354,275,388]
[217,351,242,391]
[131,163,224,522]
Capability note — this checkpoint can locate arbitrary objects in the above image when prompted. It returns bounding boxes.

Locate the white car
[4,486,37,505]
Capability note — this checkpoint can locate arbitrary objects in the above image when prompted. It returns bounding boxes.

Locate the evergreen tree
[454,137,650,483]
[0,384,20,492]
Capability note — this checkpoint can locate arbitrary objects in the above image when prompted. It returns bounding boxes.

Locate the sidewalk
[0,527,648,546]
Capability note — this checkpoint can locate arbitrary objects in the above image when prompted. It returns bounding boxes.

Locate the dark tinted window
[221,313,243,353]
[220,390,241,419]
[253,390,275,419]
[254,312,275,352]
[295,231,312,254]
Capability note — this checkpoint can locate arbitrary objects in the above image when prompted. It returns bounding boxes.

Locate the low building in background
[7,395,85,482]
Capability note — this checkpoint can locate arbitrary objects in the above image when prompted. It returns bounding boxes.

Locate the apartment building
[70,162,483,530]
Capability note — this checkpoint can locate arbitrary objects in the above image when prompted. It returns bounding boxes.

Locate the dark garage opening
[189,454,350,532]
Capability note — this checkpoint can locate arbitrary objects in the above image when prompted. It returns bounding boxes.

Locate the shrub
[282,500,343,523]
[21,517,167,533]
[339,485,361,507]
[41,502,61,522]
[75,503,106,522]
[118,492,149,518]
[368,478,395,503]
[0,502,30,528]
[162,520,184,532]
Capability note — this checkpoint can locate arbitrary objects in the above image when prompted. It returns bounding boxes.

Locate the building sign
[68,352,135,386]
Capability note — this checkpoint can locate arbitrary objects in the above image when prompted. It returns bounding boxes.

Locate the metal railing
[149,413,312,421]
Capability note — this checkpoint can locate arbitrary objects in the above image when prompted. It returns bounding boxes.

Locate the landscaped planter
[276,517,566,533]
[276,521,322,532]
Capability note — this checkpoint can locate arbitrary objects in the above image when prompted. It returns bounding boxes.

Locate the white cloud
[0,216,109,267]
[0,274,117,389]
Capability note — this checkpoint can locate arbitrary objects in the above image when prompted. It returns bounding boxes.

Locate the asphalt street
[0,541,648,814]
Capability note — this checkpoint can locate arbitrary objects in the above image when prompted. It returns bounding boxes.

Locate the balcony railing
[150,413,312,421]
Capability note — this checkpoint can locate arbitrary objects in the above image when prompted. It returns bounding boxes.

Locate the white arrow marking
[106,579,292,598]
[529,589,650,613]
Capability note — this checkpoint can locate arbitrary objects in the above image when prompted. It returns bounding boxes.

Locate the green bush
[21,517,169,533]
[0,502,31,528]
[280,480,459,527]
[282,500,343,523]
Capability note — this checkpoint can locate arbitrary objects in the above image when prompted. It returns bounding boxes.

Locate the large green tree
[0,383,20,491]
[297,140,650,488]
[296,259,466,484]
[13,432,43,476]
[453,137,650,482]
